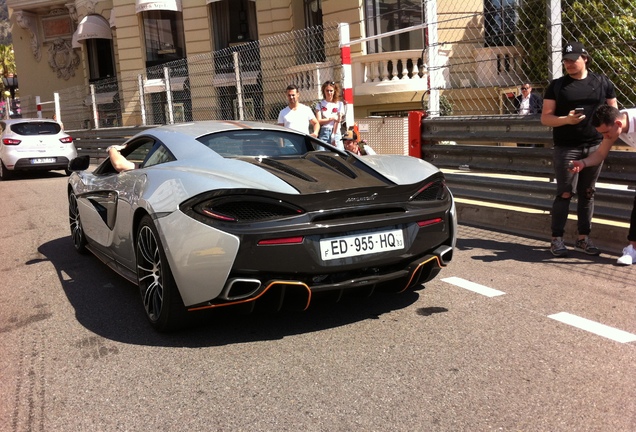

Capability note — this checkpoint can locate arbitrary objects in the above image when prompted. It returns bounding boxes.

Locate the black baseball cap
[563,41,588,60]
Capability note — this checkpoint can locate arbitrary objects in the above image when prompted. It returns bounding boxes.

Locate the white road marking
[441,276,505,297]
[548,312,636,343]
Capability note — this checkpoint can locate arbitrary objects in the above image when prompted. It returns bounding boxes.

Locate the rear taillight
[60,136,73,144]
[2,138,21,145]
[258,237,304,246]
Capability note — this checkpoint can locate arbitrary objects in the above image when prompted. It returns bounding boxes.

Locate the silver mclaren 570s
[67,121,456,331]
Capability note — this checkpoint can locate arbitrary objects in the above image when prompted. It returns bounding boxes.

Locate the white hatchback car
[0,118,77,180]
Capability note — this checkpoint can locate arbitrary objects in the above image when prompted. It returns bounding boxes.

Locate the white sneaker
[616,244,636,265]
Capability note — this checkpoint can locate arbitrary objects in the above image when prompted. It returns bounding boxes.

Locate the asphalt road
[1,170,634,431]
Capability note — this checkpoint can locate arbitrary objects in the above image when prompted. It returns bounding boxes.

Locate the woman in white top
[315,81,345,150]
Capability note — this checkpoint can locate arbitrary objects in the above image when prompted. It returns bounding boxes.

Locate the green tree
[519,0,636,107]
[517,0,549,86]
[0,44,15,75]
[0,44,16,98]
[562,0,636,107]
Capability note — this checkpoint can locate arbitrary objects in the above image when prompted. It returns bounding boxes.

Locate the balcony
[349,49,450,105]
[277,46,523,109]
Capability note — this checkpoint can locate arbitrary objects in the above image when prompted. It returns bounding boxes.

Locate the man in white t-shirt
[277,84,320,137]
[570,104,636,264]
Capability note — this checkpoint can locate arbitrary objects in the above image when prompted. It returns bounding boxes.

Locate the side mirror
[68,155,91,171]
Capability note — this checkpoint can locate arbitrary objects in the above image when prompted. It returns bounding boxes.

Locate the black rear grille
[411,178,447,201]
[206,200,301,222]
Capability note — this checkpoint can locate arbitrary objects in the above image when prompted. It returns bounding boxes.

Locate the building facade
[7,0,527,129]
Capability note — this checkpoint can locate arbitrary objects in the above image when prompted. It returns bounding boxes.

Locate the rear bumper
[12,156,71,171]
[188,244,453,312]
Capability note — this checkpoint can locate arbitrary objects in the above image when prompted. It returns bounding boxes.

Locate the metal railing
[420,115,636,221]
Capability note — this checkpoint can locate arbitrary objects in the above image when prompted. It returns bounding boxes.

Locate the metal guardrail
[421,115,636,222]
[422,145,636,185]
[422,114,633,149]
[422,114,553,145]
[444,173,633,221]
[69,126,153,162]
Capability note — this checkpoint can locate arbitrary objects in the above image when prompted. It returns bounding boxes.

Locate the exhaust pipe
[219,278,262,301]
[435,245,454,266]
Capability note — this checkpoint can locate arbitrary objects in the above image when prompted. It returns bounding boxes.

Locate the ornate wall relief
[14,10,41,62]
[66,3,79,23]
[72,0,100,22]
[47,38,81,80]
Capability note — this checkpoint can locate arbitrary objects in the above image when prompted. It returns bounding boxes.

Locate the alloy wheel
[68,192,87,253]
[137,224,164,323]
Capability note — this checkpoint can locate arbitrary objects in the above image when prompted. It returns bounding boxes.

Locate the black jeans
[629,194,636,242]
[551,145,602,238]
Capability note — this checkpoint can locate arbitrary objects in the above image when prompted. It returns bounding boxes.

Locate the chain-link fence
[18,2,636,128]
[22,24,342,131]
[426,0,636,115]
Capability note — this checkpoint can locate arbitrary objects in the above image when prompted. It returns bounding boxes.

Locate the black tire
[68,192,88,254]
[0,160,12,180]
[136,215,187,332]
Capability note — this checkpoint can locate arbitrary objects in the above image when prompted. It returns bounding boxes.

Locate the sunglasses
[521,87,530,90]
[324,81,336,86]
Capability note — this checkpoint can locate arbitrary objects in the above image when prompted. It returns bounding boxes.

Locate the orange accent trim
[187,280,311,312]
[397,256,442,293]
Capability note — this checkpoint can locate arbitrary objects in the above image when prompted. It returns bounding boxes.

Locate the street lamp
[2,74,18,100]
[2,74,18,118]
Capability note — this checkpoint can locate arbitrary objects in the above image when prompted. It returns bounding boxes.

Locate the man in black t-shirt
[541,41,617,257]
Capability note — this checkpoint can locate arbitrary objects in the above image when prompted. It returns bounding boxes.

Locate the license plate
[31,158,56,164]
[320,229,404,261]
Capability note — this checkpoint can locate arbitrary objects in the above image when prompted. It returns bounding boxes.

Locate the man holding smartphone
[541,41,617,257]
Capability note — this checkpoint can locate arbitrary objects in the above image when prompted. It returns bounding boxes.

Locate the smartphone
[574,107,585,115]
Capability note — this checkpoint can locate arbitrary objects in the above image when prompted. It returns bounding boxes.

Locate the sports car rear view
[67,121,456,331]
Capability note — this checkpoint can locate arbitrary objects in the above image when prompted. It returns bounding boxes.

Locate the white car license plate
[31,158,56,164]
[320,229,404,261]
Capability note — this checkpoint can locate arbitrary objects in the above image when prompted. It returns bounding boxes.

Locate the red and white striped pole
[35,95,42,119]
[338,23,354,130]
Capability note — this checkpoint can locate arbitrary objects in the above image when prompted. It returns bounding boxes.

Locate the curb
[455,199,628,256]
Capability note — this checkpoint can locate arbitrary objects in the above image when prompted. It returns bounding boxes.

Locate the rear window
[11,122,61,136]
[196,131,312,157]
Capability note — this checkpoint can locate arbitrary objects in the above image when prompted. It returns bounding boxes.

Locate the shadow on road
[3,170,69,181]
[456,236,616,265]
[36,236,423,347]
